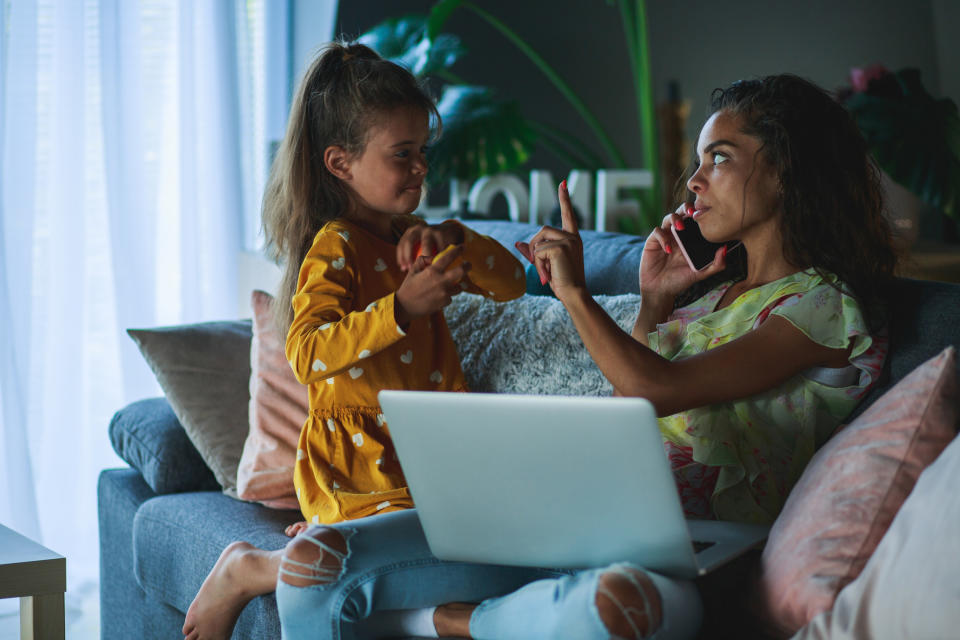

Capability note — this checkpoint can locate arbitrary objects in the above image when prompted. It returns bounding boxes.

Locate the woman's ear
[324,146,352,181]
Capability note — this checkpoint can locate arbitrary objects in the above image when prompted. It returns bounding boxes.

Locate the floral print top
[649,269,886,524]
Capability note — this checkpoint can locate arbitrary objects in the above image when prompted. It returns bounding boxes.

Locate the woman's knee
[279,525,352,588]
[595,564,663,639]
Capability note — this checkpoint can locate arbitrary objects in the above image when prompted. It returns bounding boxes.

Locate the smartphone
[670,217,731,272]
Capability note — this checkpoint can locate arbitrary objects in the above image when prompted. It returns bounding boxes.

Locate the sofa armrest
[109,397,221,494]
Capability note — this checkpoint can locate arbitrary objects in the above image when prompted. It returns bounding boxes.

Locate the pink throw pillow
[757,346,958,637]
[236,290,309,510]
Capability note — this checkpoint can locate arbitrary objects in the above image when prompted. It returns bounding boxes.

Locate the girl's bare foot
[182,542,281,640]
[285,520,309,537]
[433,602,476,638]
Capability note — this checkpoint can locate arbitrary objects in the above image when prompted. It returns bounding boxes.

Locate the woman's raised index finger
[558,180,579,234]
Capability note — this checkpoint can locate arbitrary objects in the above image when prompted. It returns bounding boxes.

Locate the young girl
[270,74,897,640]
[181,42,524,640]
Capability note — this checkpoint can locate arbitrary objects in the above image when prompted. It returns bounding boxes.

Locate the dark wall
[647,0,943,142]
[336,0,636,179]
[333,1,948,182]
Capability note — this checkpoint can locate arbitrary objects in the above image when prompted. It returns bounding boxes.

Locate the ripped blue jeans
[275,509,701,640]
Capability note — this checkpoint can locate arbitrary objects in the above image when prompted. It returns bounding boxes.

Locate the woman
[274,74,896,640]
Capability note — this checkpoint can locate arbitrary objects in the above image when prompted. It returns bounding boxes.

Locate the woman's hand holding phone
[640,205,728,303]
[670,209,736,273]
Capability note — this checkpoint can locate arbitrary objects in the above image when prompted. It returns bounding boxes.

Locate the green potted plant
[358,0,663,230]
[838,65,960,242]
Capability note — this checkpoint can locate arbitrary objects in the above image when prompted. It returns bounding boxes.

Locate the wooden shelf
[0,524,65,639]
[899,243,960,283]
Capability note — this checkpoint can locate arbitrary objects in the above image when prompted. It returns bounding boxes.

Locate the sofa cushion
[98,468,190,640]
[132,491,297,616]
[108,397,220,494]
[851,278,960,418]
[757,346,958,637]
[792,422,960,639]
[128,320,253,494]
[236,290,309,509]
[441,219,647,296]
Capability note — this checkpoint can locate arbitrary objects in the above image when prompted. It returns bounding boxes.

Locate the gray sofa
[98,220,960,639]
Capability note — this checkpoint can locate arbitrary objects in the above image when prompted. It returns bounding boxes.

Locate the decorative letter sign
[468,174,530,222]
[418,169,653,231]
[595,169,654,231]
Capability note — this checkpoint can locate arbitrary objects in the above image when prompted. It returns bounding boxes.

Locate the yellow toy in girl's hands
[412,241,465,271]
[431,243,464,265]
[407,233,525,301]
[396,219,465,272]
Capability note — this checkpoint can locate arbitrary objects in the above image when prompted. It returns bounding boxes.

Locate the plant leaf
[845,68,960,220]
[427,0,464,40]
[357,15,425,59]
[428,86,537,184]
[413,34,465,76]
[358,15,465,77]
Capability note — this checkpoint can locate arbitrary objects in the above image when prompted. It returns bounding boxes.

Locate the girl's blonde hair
[262,41,439,332]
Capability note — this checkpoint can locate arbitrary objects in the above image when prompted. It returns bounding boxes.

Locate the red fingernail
[664,244,672,254]
[560,179,567,191]
[686,205,694,216]
[722,245,728,258]
[539,272,548,285]
[674,218,685,231]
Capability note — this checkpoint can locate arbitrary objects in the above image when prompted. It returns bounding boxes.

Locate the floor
[0,582,99,640]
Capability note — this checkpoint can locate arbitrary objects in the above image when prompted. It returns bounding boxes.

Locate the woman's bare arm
[562,291,849,416]
[523,181,851,416]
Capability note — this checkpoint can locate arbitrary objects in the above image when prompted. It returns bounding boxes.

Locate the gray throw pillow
[445,293,643,396]
[108,397,222,494]
[127,320,252,494]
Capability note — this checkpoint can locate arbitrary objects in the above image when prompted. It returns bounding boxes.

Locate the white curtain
[0,0,258,603]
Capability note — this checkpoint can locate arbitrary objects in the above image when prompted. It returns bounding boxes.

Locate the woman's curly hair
[675,74,898,330]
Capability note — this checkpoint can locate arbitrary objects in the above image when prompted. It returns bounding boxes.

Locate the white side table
[0,524,66,640]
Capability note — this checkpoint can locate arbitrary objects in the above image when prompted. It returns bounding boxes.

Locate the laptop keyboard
[692,540,716,554]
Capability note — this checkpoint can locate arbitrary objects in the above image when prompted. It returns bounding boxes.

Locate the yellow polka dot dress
[287,216,525,524]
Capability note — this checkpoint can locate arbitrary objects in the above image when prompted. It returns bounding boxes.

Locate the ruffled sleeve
[769,281,882,394]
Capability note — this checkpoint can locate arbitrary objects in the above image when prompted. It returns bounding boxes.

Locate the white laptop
[378,391,769,580]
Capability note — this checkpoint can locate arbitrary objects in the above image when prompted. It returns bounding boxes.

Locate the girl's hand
[395,245,470,327]
[396,222,465,272]
[515,181,585,303]
[639,204,727,305]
